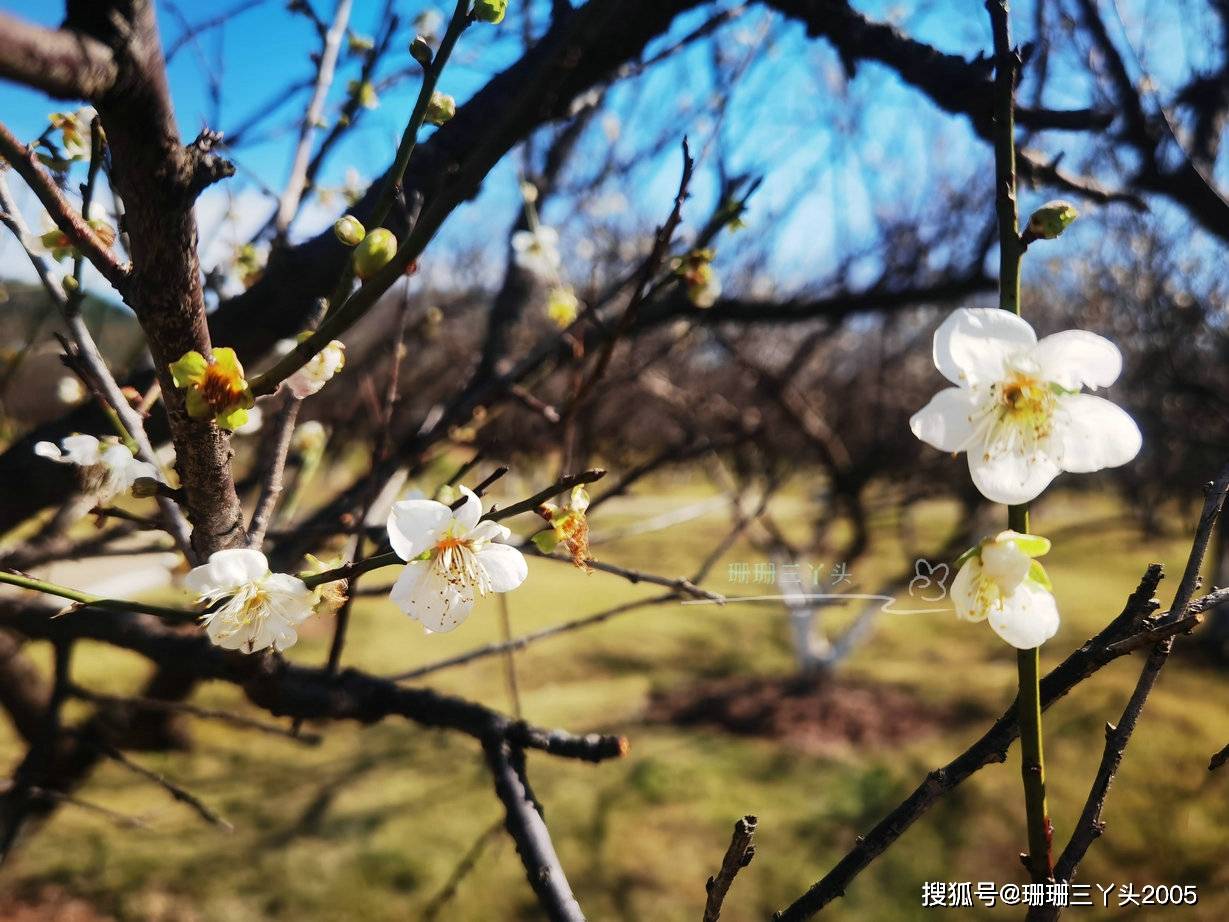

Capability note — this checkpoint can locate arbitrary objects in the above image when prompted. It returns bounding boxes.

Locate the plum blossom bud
[348,80,379,110]
[425,92,456,126]
[334,215,366,247]
[675,249,721,308]
[1024,200,1078,242]
[473,0,508,24]
[547,286,580,328]
[352,228,398,279]
[410,36,433,67]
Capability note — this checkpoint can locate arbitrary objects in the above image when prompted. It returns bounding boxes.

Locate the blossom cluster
[910,307,1141,648]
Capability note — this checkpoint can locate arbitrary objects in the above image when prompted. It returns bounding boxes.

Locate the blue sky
[0,0,1212,299]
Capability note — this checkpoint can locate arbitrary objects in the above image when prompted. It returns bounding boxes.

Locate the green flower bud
[333,214,366,247]
[473,0,508,24]
[410,36,433,67]
[352,228,398,279]
[348,79,379,110]
[425,92,456,127]
[1025,200,1078,241]
[62,275,79,293]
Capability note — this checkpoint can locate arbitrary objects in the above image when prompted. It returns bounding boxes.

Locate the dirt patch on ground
[0,888,113,922]
[645,674,961,752]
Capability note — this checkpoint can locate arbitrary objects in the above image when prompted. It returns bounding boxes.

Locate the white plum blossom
[34,434,159,500]
[386,486,528,633]
[511,225,561,278]
[910,308,1142,505]
[56,376,86,404]
[284,339,346,399]
[951,530,1059,649]
[185,548,315,653]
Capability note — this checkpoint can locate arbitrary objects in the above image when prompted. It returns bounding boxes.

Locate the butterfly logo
[909,559,949,602]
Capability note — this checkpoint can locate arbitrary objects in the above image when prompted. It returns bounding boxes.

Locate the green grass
[4,483,1229,920]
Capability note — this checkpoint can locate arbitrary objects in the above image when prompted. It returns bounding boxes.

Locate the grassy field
[3,478,1229,921]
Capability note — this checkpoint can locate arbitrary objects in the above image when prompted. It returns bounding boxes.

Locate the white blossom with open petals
[34,434,159,501]
[511,225,561,278]
[284,339,346,398]
[185,548,315,654]
[910,308,1141,505]
[951,530,1059,649]
[386,486,528,633]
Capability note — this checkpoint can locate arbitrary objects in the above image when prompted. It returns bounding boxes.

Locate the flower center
[995,373,1055,425]
[965,369,1059,460]
[199,364,246,411]
[432,534,490,595]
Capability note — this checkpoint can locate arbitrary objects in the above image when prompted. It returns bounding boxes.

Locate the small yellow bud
[62,275,79,293]
[352,228,398,279]
[473,0,508,24]
[1024,200,1078,242]
[348,80,379,110]
[425,92,455,127]
[334,214,366,247]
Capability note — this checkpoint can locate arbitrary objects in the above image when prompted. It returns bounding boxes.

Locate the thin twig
[704,815,758,922]
[0,121,128,289]
[92,740,233,831]
[274,0,353,236]
[421,818,505,921]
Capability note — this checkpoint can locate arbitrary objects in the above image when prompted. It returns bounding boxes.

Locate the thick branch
[0,12,118,99]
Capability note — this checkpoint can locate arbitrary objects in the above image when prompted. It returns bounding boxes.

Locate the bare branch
[0,12,117,99]
[274,0,353,236]
[0,121,129,291]
[704,815,758,922]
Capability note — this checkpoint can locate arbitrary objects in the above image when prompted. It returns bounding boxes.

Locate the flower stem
[0,570,196,622]
[990,0,1053,882]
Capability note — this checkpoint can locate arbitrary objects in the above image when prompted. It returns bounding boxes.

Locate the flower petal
[980,536,1031,590]
[1029,330,1122,390]
[211,347,246,382]
[169,350,207,387]
[967,446,1061,505]
[1052,394,1142,474]
[987,581,1060,649]
[477,543,528,593]
[389,561,475,633]
[386,498,451,560]
[263,573,315,616]
[452,486,482,532]
[467,519,511,544]
[186,548,269,594]
[910,387,981,452]
[950,558,984,622]
[933,308,1036,388]
[59,434,103,466]
[34,441,66,463]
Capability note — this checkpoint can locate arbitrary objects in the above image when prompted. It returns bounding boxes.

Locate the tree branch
[0,12,118,99]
